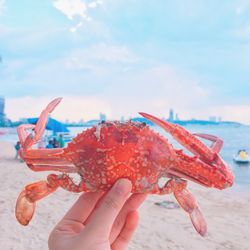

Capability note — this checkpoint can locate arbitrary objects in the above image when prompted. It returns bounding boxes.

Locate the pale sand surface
[0,140,250,250]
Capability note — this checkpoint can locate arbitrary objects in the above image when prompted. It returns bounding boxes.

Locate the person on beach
[49,179,146,250]
[38,136,47,149]
[46,140,54,149]
[238,149,248,159]
[14,141,21,160]
[58,134,65,148]
[52,138,59,148]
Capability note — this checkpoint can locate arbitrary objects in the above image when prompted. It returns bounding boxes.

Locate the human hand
[48,179,147,250]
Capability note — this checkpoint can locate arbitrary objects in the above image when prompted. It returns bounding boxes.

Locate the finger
[110,193,147,243]
[112,211,139,250]
[85,179,132,236]
[61,191,103,224]
[49,192,103,246]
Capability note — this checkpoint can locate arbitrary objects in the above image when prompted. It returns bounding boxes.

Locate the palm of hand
[49,179,146,250]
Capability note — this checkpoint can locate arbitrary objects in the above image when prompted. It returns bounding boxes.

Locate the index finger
[84,179,132,236]
[62,191,103,224]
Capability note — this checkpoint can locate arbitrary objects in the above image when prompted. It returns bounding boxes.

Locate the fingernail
[113,179,132,195]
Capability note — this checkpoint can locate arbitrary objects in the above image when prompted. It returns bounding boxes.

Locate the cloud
[6,96,112,122]
[0,43,141,101]
[70,21,83,32]
[53,0,104,32]
[4,61,250,124]
[4,62,212,122]
[88,0,103,9]
[99,64,212,120]
[67,43,139,65]
[53,0,89,21]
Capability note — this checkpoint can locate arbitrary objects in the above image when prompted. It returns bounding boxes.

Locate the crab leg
[16,174,88,226]
[139,112,215,162]
[194,133,223,153]
[17,124,35,146]
[18,147,77,172]
[21,98,62,149]
[174,188,207,236]
[151,178,186,194]
[152,178,207,236]
[26,163,77,173]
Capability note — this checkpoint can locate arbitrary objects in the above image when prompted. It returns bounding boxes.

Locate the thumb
[84,179,132,236]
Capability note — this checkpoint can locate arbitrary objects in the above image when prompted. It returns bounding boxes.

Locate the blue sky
[0,0,250,123]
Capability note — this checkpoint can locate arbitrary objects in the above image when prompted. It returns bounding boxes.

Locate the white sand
[0,140,249,250]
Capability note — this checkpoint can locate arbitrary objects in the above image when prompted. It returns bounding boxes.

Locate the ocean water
[1,124,250,188]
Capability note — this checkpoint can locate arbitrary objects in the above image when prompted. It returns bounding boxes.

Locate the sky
[0,0,250,124]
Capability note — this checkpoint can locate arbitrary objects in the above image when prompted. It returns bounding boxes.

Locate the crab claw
[16,180,59,225]
[194,133,223,153]
[17,124,36,147]
[189,207,207,237]
[20,98,63,149]
[45,97,62,113]
[139,112,215,162]
[16,190,36,226]
[34,97,62,140]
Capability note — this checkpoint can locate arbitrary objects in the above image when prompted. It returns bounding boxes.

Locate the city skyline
[1,1,250,124]
[0,95,245,125]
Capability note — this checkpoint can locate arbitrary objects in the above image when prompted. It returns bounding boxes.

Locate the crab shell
[63,121,173,192]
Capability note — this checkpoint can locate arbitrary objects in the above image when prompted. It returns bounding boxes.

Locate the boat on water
[233,150,250,164]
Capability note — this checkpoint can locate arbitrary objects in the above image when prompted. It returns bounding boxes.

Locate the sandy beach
[0,140,250,250]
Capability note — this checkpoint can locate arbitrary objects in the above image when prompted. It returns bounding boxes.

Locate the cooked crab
[15,98,234,236]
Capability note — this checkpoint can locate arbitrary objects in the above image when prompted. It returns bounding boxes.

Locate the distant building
[0,97,4,115]
[79,119,84,125]
[175,113,179,121]
[168,109,174,121]
[0,96,6,126]
[209,116,217,122]
[120,116,125,122]
[99,112,106,122]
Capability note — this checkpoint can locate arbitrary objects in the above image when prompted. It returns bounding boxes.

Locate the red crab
[16,98,234,236]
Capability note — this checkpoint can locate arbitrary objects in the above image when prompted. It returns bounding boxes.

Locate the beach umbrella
[27,117,69,133]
